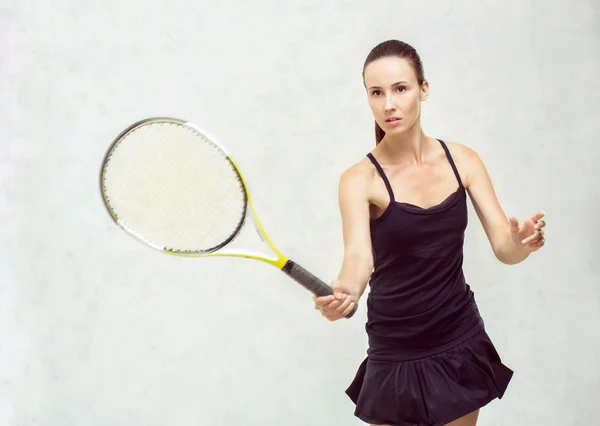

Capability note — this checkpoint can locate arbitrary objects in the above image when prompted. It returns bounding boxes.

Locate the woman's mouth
[385,117,402,126]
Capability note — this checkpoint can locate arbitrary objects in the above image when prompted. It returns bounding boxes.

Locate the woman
[313,40,546,426]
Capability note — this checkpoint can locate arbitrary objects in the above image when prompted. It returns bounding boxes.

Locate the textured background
[2,0,599,425]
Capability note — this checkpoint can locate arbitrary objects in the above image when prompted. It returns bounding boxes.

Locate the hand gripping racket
[100,117,357,318]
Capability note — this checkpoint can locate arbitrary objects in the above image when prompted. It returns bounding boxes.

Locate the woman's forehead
[364,57,416,87]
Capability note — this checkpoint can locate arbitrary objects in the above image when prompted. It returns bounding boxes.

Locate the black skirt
[345,327,513,426]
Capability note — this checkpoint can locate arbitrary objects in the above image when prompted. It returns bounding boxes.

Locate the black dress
[345,140,513,426]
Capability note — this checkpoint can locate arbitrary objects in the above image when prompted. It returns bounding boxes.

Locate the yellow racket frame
[100,117,357,316]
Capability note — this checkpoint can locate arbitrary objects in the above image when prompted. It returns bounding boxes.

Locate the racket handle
[281,260,357,319]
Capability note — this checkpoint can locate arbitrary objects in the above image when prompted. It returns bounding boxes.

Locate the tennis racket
[100,117,357,319]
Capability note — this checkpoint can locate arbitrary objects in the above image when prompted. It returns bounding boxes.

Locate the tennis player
[314,40,546,426]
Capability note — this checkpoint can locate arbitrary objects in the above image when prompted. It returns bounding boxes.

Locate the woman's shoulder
[340,156,375,180]
[437,139,484,170]
[339,155,377,185]
[440,139,479,159]
[439,139,485,187]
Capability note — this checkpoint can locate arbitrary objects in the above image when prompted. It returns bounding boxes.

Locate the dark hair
[362,40,425,145]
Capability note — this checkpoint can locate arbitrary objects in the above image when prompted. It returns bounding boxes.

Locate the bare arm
[335,166,374,301]
[458,144,545,264]
[312,164,374,321]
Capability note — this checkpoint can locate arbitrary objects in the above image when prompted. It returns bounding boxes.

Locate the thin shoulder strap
[437,139,464,189]
[366,153,395,201]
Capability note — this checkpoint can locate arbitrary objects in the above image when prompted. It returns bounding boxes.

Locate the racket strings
[150,123,245,249]
[113,131,242,250]
[196,176,241,248]
[178,150,243,249]
[103,120,247,252]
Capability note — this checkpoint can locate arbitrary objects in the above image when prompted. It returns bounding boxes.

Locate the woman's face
[363,56,429,137]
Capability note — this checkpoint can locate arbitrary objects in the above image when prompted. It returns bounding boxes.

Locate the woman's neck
[377,124,430,165]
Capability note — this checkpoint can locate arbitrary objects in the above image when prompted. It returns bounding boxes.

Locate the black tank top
[365,139,484,361]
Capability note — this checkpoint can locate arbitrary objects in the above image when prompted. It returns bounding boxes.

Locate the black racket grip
[281,259,357,319]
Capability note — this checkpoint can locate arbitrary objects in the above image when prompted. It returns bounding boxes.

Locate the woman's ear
[420,80,430,101]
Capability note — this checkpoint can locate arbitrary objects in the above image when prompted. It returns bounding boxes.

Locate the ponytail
[375,121,385,145]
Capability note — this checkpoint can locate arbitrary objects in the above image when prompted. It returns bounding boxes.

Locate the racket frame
[100,117,357,317]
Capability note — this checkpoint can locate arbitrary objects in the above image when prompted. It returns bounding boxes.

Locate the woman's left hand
[508,211,546,252]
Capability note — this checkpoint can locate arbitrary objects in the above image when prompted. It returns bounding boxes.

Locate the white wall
[2,1,599,425]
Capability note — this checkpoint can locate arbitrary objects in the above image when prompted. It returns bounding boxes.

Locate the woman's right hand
[313,281,357,321]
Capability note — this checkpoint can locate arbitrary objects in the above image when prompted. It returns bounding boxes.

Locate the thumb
[508,216,520,234]
[332,282,350,299]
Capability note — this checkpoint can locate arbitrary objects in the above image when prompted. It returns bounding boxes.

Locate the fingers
[530,211,546,223]
[340,299,357,317]
[522,230,543,245]
[314,294,342,311]
[510,210,547,248]
[527,211,545,228]
[315,293,355,321]
[529,237,545,248]
[326,295,351,312]
[336,294,354,313]
[521,211,546,246]
[324,300,355,321]
[520,212,541,230]
[314,295,335,305]
[315,280,357,321]
[525,232,545,250]
[521,219,545,248]
[314,295,335,310]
